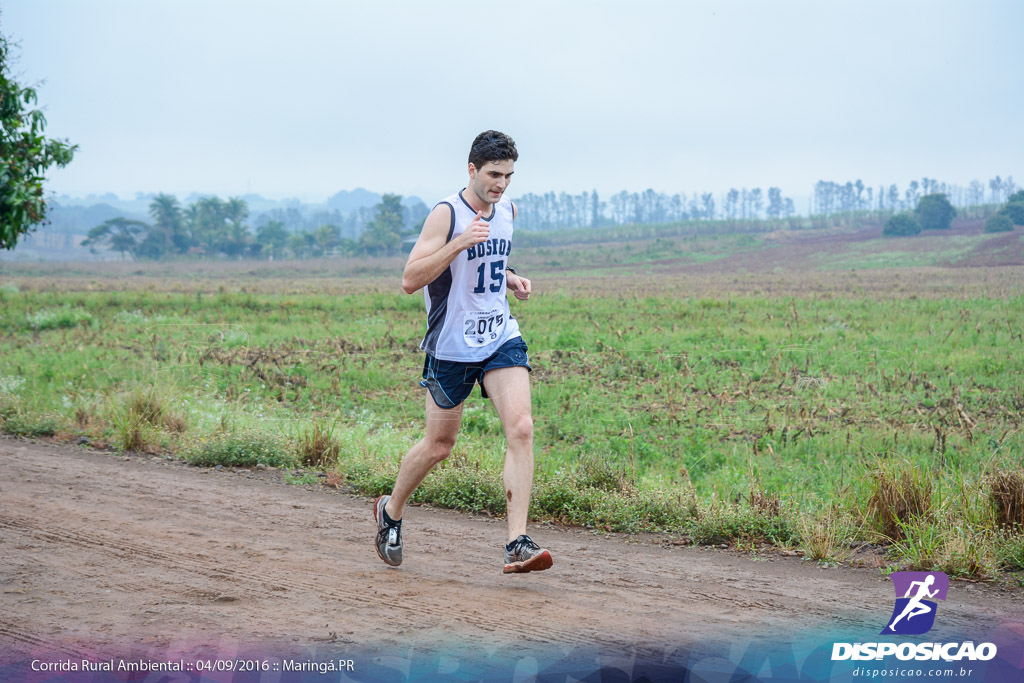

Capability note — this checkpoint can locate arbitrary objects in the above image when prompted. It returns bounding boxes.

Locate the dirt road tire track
[1,436,1019,663]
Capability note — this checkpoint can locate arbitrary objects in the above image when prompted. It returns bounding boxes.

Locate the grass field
[2,231,1023,580]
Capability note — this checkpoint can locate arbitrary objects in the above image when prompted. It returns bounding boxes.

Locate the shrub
[107,386,187,451]
[882,213,921,237]
[1,411,61,437]
[297,419,341,468]
[995,531,1024,571]
[413,461,505,512]
[799,512,853,563]
[999,202,1024,226]
[990,469,1024,529]
[690,502,796,545]
[915,193,956,231]
[572,453,632,493]
[867,460,932,540]
[24,307,93,331]
[126,386,165,426]
[984,214,1014,233]
[185,428,295,468]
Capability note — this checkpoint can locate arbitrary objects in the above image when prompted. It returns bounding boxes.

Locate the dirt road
[1,436,1020,673]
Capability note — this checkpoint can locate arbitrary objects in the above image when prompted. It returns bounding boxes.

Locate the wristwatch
[505,266,517,275]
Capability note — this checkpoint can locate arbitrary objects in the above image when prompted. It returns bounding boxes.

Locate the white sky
[3,0,1022,204]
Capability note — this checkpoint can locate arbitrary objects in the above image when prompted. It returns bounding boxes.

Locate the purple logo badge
[881,571,949,635]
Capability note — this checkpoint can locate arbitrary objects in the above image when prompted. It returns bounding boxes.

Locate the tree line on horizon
[882,190,1024,237]
[75,175,1019,261]
[513,175,1016,232]
[81,193,413,260]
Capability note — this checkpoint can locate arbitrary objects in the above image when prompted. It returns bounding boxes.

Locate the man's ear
[468,162,478,179]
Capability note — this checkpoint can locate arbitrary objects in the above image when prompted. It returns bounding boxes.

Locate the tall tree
[360,193,403,256]
[1,29,78,249]
[148,193,188,253]
[701,192,715,221]
[314,223,340,256]
[81,217,148,259]
[188,196,228,253]
[725,188,739,220]
[750,188,763,219]
[989,176,1003,203]
[255,220,289,260]
[766,187,783,219]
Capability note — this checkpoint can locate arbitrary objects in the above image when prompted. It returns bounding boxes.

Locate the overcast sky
[3,1,1022,204]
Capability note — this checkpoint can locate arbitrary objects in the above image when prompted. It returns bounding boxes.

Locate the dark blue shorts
[420,337,532,409]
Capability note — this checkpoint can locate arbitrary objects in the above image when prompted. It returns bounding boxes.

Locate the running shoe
[374,495,402,566]
[503,534,553,574]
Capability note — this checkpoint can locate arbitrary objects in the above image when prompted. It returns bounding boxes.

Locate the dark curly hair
[468,130,518,169]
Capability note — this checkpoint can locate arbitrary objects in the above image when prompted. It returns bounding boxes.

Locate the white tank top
[420,189,521,361]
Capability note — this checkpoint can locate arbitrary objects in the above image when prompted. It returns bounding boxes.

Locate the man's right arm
[401,205,489,294]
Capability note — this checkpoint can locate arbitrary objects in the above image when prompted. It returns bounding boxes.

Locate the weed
[0,376,26,396]
[1,410,61,437]
[25,307,93,331]
[0,393,19,420]
[889,517,943,571]
[413,459,505,512]
[284,470,321,486]
[867,459,932,541]
[107,389,162,452]
[691,502,796,546]
[799,512,853,563]
[990,468,1024,529]
[162,412,188,433]
[936,526,996,579]
[127,386,165,426]
[749,485,781,518]
[185,428,295,468]
[74,404,93,428]
[887,516,996,579]
[324,468,346,489]
[572,453,632,493]
[108,403,150,452]
[994,530,1024,571]
[297,419,341,469]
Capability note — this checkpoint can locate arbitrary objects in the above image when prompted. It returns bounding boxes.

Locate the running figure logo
[881,571,949,635]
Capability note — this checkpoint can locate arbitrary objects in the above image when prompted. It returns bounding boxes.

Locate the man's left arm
[507,271,531,300]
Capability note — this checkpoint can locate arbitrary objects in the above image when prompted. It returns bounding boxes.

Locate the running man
[888,574,939,631]
[373,130,553,574]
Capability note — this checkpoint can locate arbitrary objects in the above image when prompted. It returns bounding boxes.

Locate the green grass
[1,267,1023,574]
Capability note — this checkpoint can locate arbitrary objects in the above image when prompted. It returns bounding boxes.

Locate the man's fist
[457,210,490,250]
[507,272,531,300]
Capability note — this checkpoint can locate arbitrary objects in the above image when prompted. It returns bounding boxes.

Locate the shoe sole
[503,549,553,574]
[373,496,401,567]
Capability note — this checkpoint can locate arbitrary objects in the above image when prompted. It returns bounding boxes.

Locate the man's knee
[426,435,457,464]
[506,413,533,446]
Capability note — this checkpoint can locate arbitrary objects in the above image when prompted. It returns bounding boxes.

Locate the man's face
[468,159,514,204]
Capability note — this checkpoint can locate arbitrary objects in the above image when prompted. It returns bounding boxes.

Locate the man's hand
[507,271,531,300]
[454,210,490,251]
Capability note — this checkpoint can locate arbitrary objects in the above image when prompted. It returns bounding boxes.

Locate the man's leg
[481,366,534,542]
[385,392,464,521]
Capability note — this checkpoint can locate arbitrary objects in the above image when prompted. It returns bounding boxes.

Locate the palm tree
[148,194,187,253]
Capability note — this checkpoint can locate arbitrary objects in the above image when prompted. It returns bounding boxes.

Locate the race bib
[463,309,505,347]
